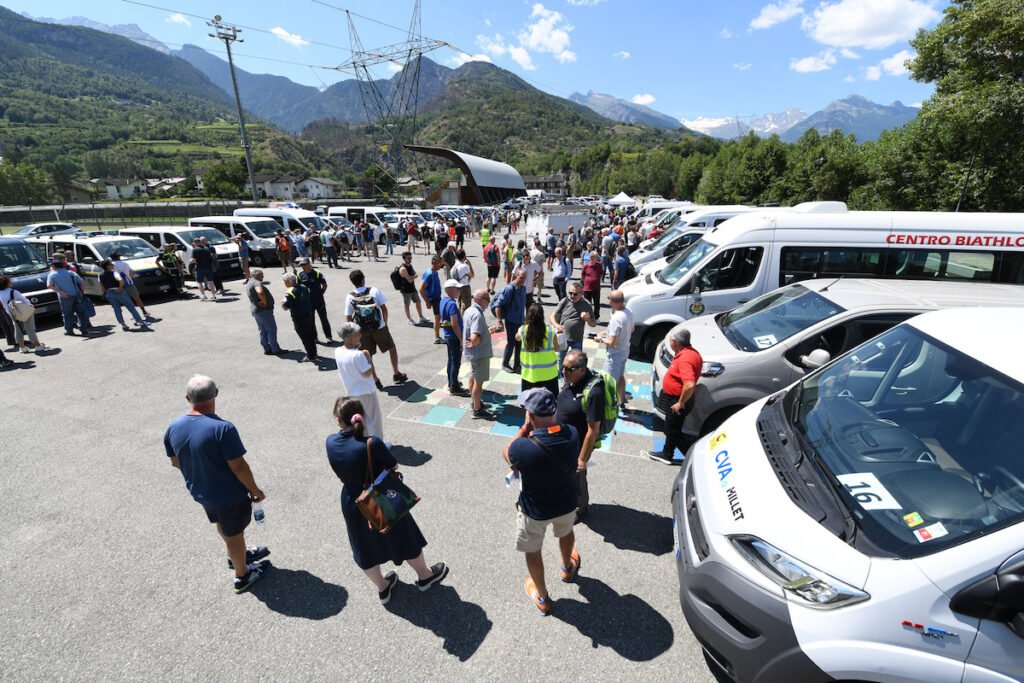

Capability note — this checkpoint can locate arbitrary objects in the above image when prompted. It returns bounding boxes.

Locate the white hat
[443,278,461,289]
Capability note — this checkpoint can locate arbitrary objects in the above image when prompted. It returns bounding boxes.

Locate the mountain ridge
[568,90,682,130]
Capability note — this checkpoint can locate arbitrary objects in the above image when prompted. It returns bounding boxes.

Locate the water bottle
[253,504,265,524]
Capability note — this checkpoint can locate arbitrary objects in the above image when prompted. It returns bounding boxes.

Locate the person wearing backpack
[394,251,428,326]
[555,349,613,525]
[482,236,501,295]
[648,327,703,466]
[275,230,294,274]
[344,269,408,390]
[597,289,635,411]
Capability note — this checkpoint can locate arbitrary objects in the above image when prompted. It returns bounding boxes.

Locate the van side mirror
[950,555,1024,638]
[800,349,831,369]
[80,256,96,264]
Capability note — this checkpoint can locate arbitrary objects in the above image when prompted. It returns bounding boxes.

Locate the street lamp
[503,140,509,165]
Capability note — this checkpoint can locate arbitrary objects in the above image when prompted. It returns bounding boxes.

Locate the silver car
[651,278,1024,438]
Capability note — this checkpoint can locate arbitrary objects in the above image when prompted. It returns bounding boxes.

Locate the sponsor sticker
[688,302,705,315]
[903,511,924,528]
[914,522,948,543]
[836,472,902,510]
[753,334,777,349]
[709,431,727,449]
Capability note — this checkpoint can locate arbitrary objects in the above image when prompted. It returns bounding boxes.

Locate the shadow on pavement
[382,381,421,401]
[552,575,674,661]
[384,583,491,662]
[249,567,348,619]
[583,503,674,556]
[0,358,36,371]
[388,444,433,467]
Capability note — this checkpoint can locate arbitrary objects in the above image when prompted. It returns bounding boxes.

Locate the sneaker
[450,386,470,397]
[472,408,497,420]
[122,325,130,331]
[217,290,226,296]
[0,358,14,369]
[19,347,30,354]
[647,451,675,465]
[524,577,550,615]
[378,571,398,605]
[560,548,581,582]
[34,344,50,352]
[375,379,385,391]
[418,317,429,325]
[393,372,408,383]
[407,318,417,326]
[144,313,156,320]
[415,562,449,592]
[619,402,629,412]
[264,349,274,355]
[433,337,444,345]
[137,321,151,327]
[227,545,271,569]
[233,560,271,594]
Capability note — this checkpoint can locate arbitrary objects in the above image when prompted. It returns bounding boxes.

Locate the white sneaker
[19,347,30,354]
[34,344,50,352]
[407,318,417,326]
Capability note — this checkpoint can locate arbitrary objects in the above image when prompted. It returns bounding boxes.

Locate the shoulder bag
[355,437,420,533]
[4,294,34,323]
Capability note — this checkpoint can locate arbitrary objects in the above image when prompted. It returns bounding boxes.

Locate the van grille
[756,416,811,507]
[685,474,710,561]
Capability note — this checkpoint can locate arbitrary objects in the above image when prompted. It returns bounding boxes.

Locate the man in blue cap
[503,387,582,615]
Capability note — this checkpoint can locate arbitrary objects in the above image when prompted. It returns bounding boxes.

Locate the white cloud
[750,0,805,30]
[270,27,309,48]
[449,52,493,67]
[477,33,508,58]
[166,13,190,26]
[844,74,856,82]
[387,62,404,73]
[632,94,655,105]
[484,18,491,26]
[881,49,915,75]
[804,0,939,49]
[612,50,630,60]
[865,65,882,80]
[790,49,837,72]
[840,47,860,59]
[911,101,922,108]
[519,4,576,64]
[508,45,536,70]
[733,62,752,70]
[719,28,734,39]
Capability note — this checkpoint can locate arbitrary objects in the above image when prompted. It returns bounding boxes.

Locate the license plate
[159,285,170,291]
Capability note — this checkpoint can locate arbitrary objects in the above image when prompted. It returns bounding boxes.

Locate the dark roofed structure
[404,145,526,205]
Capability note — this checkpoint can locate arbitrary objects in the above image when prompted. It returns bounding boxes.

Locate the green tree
[202,157,246,198]
[0,159,49,205]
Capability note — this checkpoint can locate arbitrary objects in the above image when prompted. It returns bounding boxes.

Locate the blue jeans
[557,339,583,378]
[385,238,394,255]
[106,289,143,326]
[58,294,90,333]
[502,322,521,371]
[325,246,338,268]
[253,310,280,352]
[444,335,462,389]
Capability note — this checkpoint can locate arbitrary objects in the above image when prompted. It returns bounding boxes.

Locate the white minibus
[233,207,326,235]
[188,215,282,266]
[625,208,1024,357]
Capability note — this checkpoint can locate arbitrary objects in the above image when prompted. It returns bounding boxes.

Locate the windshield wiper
[791,427,859,544]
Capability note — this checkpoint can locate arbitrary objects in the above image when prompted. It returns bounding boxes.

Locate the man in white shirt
[519,254,542,310]
[596,289,634,409]
[334,322,384,440]
[451,249,474,311]
[344,269,408,390]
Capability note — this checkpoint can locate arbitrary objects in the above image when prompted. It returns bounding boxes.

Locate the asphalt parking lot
[1,234,714,681]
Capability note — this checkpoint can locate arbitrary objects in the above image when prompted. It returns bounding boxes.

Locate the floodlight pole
[209,16,259,206]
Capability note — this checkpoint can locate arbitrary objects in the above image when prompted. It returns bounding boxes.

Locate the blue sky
[13,0,945,122]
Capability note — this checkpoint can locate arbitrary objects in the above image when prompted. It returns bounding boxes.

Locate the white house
[299,177,345,199]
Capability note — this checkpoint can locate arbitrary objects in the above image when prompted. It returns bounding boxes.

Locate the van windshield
[94,239,159,260]
[658,239,716,285]
[298,217,323,231]
[787,324,1024,558]
[719,285,844,351]
[0,241,49,275]
[648,227,683,250]
[246,220,280,238]
[177,229,229,245]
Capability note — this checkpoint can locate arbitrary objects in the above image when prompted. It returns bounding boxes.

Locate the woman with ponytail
[325,396,448,604]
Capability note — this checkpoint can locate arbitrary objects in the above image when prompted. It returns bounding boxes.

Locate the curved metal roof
[405,145,526,204]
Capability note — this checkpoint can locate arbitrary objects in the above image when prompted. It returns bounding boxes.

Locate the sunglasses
[562,365,581,372]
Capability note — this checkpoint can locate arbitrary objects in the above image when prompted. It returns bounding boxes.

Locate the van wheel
[252,253,265,267]
[642,324,673,361]
[700,407,741,436]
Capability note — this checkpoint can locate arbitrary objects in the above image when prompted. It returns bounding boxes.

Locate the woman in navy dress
[326,396,449,604]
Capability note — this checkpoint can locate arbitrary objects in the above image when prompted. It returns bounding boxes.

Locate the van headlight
[728,535,868,609]
[701,362,725,377]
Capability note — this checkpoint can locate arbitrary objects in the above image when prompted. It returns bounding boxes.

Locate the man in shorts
[463,288,498,419]
[597,289,634,410]
[110,251,156,320]
[344,269,408,390]
[164,374,271,594]
[483,236,501,294]
[503,388,581,615]
[397,251,428,326]
[189,238,218,302]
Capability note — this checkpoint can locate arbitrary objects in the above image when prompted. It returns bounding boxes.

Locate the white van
[233,207,326,236]
[187,215,281,266]
[624,208,1024,358]
[650,278,1024,435]
[119,226,241,278]
[633,201,693,224]
[327,206,401,243]
[632,206,754,267]
[673,307,1024,682]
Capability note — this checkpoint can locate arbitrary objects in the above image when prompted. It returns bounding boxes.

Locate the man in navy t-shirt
[503,388,582,615]
[419,255,444,343]
[163,375,271,594]
[440,279,468,396]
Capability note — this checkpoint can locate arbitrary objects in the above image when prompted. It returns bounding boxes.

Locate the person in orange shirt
[649,327,703,465]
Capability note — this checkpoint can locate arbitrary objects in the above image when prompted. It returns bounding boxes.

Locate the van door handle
[737,299,749,304]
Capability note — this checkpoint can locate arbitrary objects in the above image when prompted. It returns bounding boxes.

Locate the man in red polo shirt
[649,328,702,465]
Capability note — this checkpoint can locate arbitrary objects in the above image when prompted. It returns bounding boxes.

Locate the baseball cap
[296,257,311,266]
[517,388,557,417]
[48,260,63,267]
[443,278,460,289]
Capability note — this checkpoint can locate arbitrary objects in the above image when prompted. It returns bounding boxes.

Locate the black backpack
[389,267,404,291]
[625,260,637,280]
[351,289,382,331]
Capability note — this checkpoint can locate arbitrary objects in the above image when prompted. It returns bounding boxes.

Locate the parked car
[12,223,80,237]
[673,306,1024,683]
[119,227,241,279]
[0,236,61,315]
[26,233,172,297]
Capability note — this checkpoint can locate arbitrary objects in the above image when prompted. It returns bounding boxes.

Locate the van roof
[26,233,143,244]
[234,207,318,217]
[799,278,1024,313]
[189,215,277,224]
[908,308,1024,381]
[121,225,222,234]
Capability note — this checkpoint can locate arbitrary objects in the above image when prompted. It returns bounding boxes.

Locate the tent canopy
[606,191,636,206]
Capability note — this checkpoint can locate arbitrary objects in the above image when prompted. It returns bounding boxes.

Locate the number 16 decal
[836,472,902,510]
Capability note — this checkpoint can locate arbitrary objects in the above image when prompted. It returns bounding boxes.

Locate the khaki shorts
[470,356,490,383]
[402,290,420,306]
[360,325,395,355]
[515,509,575,553]
[458,285,472,310]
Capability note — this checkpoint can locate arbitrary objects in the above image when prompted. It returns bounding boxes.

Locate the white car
[673,307,1024,683]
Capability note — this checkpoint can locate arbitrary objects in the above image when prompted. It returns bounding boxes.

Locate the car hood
[671,315,754,367]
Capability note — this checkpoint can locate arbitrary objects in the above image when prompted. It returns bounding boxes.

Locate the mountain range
[568,91,682,130]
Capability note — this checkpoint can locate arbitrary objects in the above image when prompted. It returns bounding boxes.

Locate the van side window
[713,218,730,227]
[213,224,232,238]
[784,313,915,369]
[269,216,285,228]
[997,252,1024,283]
[134,232,160,248]
[75,245,93,262]
[885,249,995,281]
[697,247,763,292]
[779,247,885,286]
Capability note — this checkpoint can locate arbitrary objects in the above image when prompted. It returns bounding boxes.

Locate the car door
[960,548,1024,682]
[75,245,102,295]
[688,246,765,316]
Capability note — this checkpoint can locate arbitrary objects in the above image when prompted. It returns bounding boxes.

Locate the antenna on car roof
[819,275,844,292]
